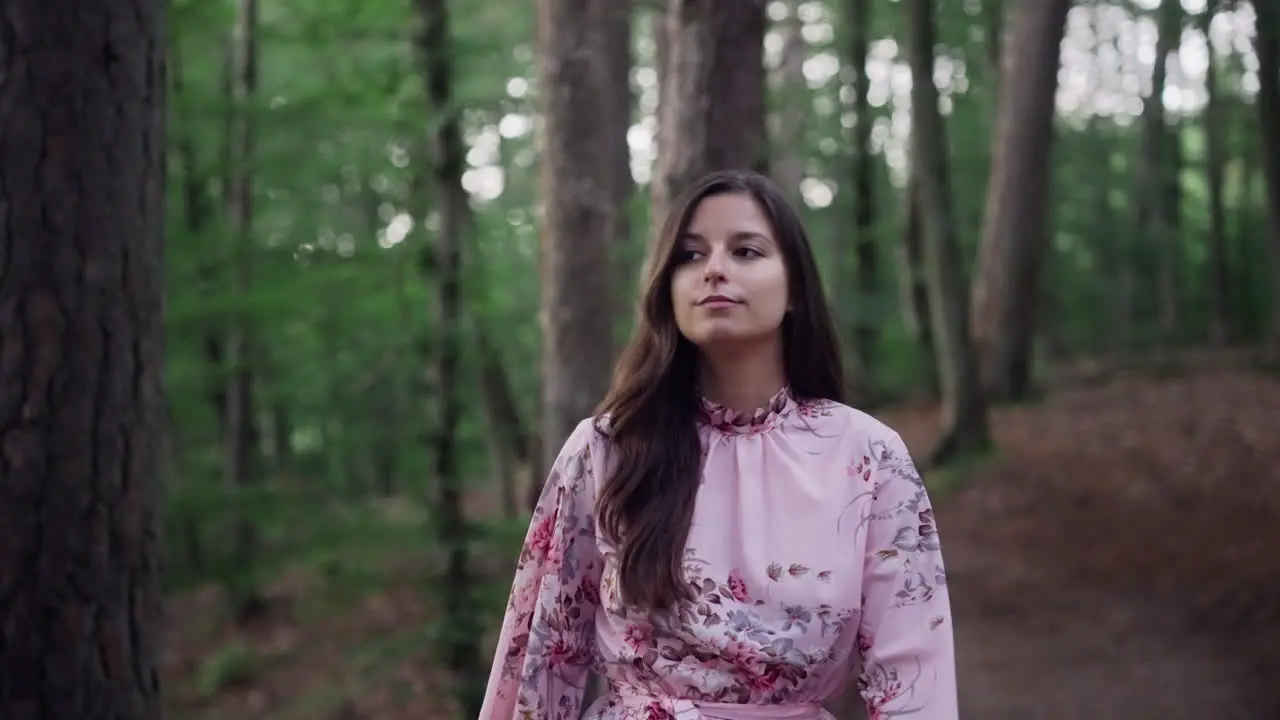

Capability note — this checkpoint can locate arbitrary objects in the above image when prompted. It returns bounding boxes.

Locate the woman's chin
[685,324,775,349]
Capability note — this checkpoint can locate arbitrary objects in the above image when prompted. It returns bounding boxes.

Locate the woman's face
[669,193,790,348]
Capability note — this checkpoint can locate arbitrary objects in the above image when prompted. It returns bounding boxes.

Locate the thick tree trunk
[968,0,1072,401]
[904,0,991,466]
[0,0,167,716]
[536,0,617,470]
[649,0,767,229]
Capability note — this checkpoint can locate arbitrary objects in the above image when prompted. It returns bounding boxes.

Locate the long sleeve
[480,419,603,720]
[855,432,958,719]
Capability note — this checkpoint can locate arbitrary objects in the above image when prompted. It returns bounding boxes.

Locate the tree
[845,0,881,401]
[1134,0,1185,344]
[223,0,266,622]
[649,0,767,228]
[1254,0,1280,350]
[413,0,485,711]
[968,0,1072,401]
[904,0,991,465]
[1201,0,1231,345]
[536,0,618,468]
[0,0,167,716]
[772,0,809,206]
[597,0,637,341]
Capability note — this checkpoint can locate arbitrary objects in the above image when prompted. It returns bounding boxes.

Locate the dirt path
[945,508,1258,719]
[165,365,1280,719]
[886,368,1280,719]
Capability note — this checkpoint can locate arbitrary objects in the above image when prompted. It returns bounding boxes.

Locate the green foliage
[194,641,260,698]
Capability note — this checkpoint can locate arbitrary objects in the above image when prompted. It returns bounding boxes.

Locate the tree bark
[536,0,618,470]
[904,0,991,465]
[0,0,167,716]
[968,0,1072,402]
[649,0,767,230]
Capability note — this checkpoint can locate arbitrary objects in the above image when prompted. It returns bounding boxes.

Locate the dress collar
[696,386,796,435]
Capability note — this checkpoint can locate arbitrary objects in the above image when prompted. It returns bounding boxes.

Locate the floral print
[697,389,792,435]
[480,389,957,720]
[482,419,602,720]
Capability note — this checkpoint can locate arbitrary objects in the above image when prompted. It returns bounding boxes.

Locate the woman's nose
[702,248,728,281]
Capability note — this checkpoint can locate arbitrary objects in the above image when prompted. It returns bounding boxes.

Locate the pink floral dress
[479,387,957,719]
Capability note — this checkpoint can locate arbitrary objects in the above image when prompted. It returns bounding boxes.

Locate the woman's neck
[697,339,786,415]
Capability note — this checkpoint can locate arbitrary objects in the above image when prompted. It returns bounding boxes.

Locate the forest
[0,0,1277,717]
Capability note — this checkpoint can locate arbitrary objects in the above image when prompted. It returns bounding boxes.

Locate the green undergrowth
[926,446,995,500]
[168,494,528,714]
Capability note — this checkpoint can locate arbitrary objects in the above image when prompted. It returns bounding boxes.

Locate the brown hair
[594,169,844,612]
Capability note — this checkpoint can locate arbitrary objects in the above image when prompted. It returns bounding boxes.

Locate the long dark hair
[595,169,844,612]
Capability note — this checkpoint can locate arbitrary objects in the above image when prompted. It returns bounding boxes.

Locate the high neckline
[696,385,796,435]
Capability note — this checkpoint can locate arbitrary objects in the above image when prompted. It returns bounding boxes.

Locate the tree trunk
[1156,1,1184,343]
[597,0,636,346]
[649,0,767,229]
[651,7,670,165]
[536,0,618,471]
[897,177,933,355]
[904,0,991,466]
[846,0,879,402]
[413,0,484,712]
[771,0,808,206]
[475,329,531,519]
[0,0,167,715]
[1202,0,1231,345]
[223,0,266,622]
[1131,0,1183,346]
[170,40,215,576]
[983,0,1004,78]
[968,0,1072,402]
[1253,0,1280,350]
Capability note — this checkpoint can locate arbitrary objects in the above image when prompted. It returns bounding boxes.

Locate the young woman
[480,170,957,719]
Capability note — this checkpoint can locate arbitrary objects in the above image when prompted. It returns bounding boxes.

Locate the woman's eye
[676,249,704,263]
[734,246,762,258]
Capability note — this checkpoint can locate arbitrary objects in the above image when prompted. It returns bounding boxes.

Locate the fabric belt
[613,691,825,719]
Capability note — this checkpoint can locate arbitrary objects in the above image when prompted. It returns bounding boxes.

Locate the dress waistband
[613,691,825,719]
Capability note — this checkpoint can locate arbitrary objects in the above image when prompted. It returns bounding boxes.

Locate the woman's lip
[698,296,741,306]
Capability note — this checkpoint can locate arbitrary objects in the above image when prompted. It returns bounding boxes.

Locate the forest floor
[163,349,1280,719]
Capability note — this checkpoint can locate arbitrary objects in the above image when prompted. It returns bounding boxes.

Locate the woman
[480,170,957,719]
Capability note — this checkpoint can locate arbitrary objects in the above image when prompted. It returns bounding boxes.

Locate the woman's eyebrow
[680,230,770,242]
